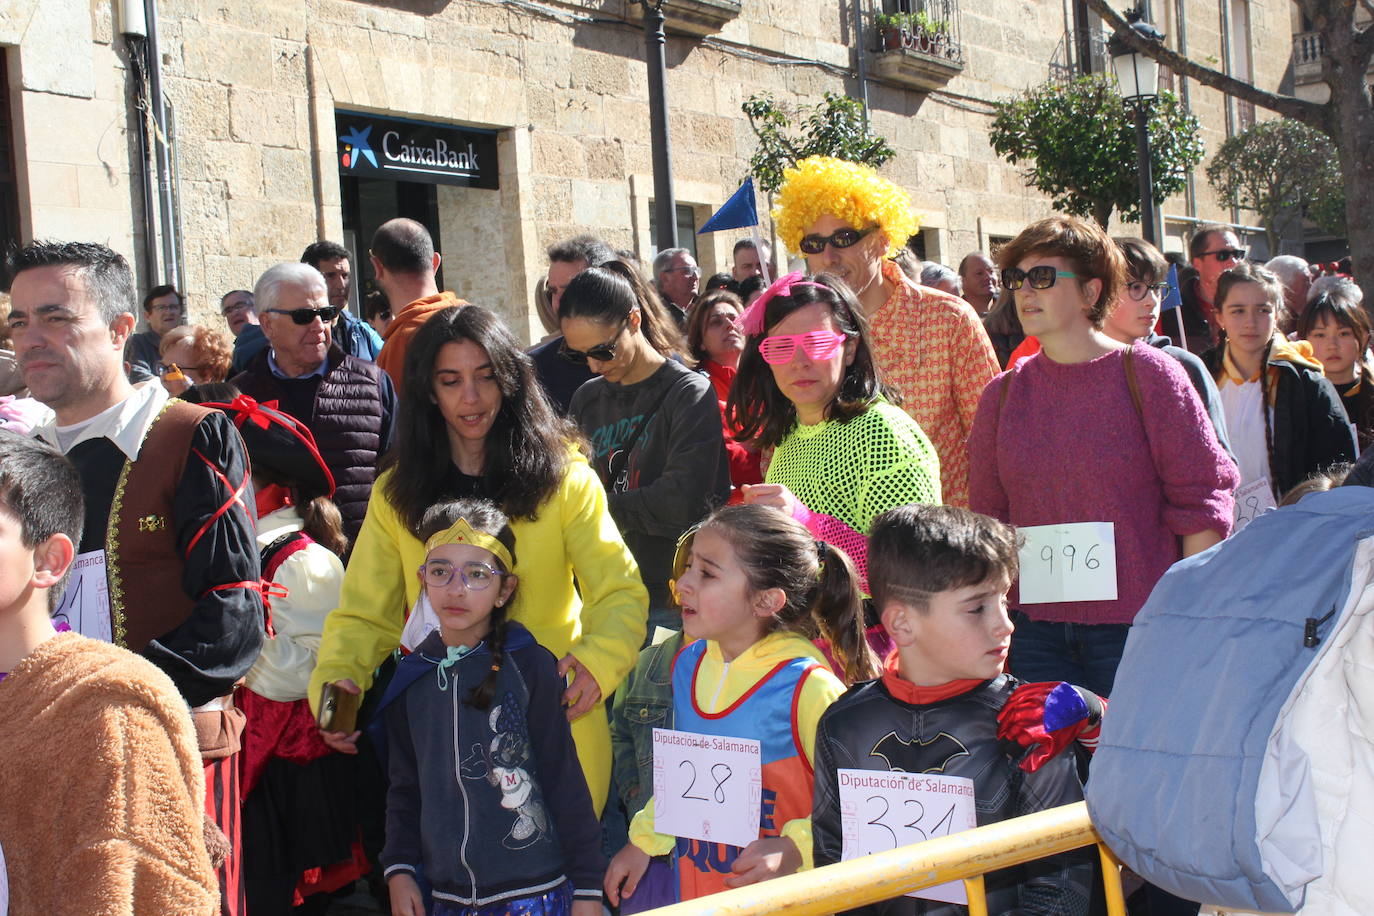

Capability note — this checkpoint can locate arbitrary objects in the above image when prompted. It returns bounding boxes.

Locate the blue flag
[698,178,759,233]
[1160,263,1183,312]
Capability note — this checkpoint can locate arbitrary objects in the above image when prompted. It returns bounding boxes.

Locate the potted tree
[873,11,907,51]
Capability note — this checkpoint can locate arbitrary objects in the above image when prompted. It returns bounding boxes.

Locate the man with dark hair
[301,240,383,362]
[731,238,771,282]
[651,247,699,325]
[124,283,185,379]
[368,218,467,388]
[224,289,271,374]
[7,239,263,915]
[231,262,395,543]
[528,234,616,413]
[1178,222,1248,355]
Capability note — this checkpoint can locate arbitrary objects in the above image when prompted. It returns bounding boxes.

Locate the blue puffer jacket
[1086,486,1374,913]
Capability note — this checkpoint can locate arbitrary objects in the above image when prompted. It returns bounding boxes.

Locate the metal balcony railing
[870,0,965,65]
[1049,27,1110,82]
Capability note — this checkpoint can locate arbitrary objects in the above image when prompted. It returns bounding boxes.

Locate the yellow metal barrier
[642,801,1125,916]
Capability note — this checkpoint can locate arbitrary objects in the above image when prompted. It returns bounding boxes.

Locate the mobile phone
[316,682,360,734]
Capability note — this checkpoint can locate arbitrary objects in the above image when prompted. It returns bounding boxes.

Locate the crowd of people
[0,152,1366,916]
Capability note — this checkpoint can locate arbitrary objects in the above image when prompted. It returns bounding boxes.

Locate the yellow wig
[773,156,920,260]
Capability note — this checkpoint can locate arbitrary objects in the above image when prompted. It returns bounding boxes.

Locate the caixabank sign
[335,111,499,189]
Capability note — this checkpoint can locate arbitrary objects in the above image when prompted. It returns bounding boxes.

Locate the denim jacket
[609,632,682,818]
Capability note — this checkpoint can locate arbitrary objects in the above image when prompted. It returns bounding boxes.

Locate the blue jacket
[375,623,604,906]
[335,309,383,362]
[1087,486,1374,912]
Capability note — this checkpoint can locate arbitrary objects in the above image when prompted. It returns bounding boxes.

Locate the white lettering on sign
[651,727,761,849]
[1232,477,1277,535]
[52,549,111,642]
[838,769,978,906]
[1017,522,1118,604]
[381,131,480,172]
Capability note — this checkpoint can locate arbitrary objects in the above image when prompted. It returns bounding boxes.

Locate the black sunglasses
[1001,266,1079,291]
[798,226,875,255]
[559,314,633,365]
[1198,248,1248,263]
[266,306,340,326]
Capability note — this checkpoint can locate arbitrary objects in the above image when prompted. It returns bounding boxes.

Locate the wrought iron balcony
[868,0,965,92]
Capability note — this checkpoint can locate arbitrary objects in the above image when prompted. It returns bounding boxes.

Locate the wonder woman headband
[424,517,515,570]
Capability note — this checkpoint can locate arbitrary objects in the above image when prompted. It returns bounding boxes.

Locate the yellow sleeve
[561,459,650,697]
[628,796,677,856]
[781,665,846,870]
[308,484,409,713]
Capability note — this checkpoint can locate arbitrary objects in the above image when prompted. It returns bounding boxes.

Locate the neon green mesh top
[766,400,942,533]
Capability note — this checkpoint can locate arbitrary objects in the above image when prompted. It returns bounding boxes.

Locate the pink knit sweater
[968,343,1238,625]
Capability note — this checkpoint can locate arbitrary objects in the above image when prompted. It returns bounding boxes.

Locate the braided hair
[416,498,519,710]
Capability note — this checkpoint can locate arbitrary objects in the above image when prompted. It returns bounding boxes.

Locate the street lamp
[636,0,679,251]
[1109,11,1165,246]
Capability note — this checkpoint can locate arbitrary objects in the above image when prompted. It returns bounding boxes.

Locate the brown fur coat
[0,632,218,915]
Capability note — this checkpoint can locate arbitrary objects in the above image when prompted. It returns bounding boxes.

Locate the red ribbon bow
[224,394,281,430]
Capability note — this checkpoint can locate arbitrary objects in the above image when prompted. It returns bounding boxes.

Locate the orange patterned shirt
[866,260,1000,507]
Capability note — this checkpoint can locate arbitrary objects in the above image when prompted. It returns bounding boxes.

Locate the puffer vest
[233,346,385,539]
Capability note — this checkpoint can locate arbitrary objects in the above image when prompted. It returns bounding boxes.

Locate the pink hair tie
[736,271,827,336]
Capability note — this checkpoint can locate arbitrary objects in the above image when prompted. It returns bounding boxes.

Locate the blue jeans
[1009,611,1131,698]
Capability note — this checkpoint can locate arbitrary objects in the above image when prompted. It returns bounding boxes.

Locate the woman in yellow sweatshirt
[309,305,649,813]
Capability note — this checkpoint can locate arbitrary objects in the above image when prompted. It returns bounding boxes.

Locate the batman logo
[869,730,970,774]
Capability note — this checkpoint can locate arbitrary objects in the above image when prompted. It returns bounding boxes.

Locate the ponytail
[561,259,687,360]
[298,491,349,558]
[699,504,879,684]
[811,542,880,683]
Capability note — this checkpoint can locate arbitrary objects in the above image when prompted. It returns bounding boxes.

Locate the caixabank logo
[334,111,499,190]
[338,125,378,170]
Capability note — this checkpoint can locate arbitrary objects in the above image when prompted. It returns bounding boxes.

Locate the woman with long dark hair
[727,272,940,587]
[685,289,762,495]
[560,260,731,637]
[309,304,649,814]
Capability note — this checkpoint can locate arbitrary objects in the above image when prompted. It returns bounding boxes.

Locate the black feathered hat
[201,394,335,502]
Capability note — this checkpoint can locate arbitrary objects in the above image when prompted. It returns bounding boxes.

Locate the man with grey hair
[231,262,395,542]
[529,233,617,412]
[1310,274,1363,307]
[653,247,699,326]
[6,240,262,911]
[1265,255,1311,333]
[920,261,963,297]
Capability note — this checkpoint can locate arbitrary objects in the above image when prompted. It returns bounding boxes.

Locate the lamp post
[638,0,678,250]
[1109,11,1164,246]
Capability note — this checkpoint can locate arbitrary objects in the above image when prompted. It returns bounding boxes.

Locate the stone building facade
[2,0,1291,336]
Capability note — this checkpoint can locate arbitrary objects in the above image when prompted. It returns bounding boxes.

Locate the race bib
[652,728,762,849]
[1017,523,1118,604]
[52,550,112,642]
[1232,477,1277,534]
[838,769,978,905]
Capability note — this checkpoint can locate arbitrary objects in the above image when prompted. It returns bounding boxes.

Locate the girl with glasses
[728,271,939,591]
[374,499,604,916]
[1104,237,1233,457]
[559,260,732,641]
[310,304,650,822]
[968,215,1238,700]
[1204,262,1355,502]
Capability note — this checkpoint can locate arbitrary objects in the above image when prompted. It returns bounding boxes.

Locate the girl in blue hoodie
[376,499,604,916]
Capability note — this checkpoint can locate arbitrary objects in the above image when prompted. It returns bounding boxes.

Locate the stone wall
[3,0,1297,333]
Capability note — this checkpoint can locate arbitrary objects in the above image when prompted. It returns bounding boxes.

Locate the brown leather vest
[107,399,204,653]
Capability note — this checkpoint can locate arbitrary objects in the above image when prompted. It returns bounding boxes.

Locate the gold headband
[424,517,515,570]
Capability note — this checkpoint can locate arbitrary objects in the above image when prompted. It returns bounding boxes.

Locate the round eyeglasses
[420,560,504,590]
